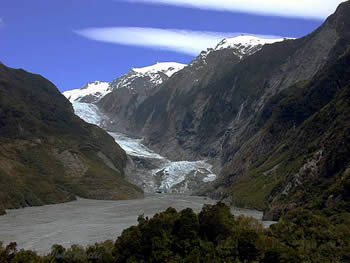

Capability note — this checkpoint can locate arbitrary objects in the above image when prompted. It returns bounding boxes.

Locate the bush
[1,203,349,262]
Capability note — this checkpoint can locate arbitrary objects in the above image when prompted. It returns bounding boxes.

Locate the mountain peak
[63,81,111,103]
[214,35,287,52]
[192,35,290,66]
[131,62,186,77]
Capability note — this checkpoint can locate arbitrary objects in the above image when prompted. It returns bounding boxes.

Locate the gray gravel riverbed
[0,194,274,254]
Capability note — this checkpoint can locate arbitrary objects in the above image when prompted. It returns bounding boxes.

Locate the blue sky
[0,0,343,92]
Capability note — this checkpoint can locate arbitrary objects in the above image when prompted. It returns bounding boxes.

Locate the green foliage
[0,63,143,212]
[227,47,350,216]
[11,249,40,263]
[0,203,349,262]
[270,209,350,262]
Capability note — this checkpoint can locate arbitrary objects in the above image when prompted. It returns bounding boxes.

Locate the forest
[1,202,349,263]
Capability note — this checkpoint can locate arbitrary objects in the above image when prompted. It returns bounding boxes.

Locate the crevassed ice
[73,102,104,126]
[153,160,217,190]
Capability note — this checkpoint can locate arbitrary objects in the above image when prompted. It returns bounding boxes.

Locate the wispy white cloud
[123,0,345,19]
[74,27,282,55]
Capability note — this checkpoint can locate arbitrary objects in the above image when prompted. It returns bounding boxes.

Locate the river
[0,194,274,254]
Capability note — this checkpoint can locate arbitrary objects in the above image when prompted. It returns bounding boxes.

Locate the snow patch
[110,62,187,90]
[132,62,186,77]
[63,81,111,103]
[214,35,286,52]
[194,35,289,64]
[63,62,186,103]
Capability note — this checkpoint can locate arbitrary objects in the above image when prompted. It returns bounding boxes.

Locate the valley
[0,195,215,254]
[1,1,350,261]
[70,95,217,194]
[0,195,276,254]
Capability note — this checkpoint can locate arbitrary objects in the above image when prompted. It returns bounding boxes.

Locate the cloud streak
[74,27,282,55]
[123,0,345,19]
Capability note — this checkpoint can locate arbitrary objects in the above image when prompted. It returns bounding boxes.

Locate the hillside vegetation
[0,63,142,215]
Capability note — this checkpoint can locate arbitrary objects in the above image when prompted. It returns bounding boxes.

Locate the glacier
[70,102,216,193]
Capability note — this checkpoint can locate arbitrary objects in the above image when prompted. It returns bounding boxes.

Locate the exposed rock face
[134,9,341,164]
[52,149,88,177]
[97,62,186,134]
[130,39,282,162]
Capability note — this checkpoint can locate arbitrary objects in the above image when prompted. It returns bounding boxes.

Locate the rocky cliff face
[97,62,186,134]
[63,62,186,135]
[135,11,341,163]
[131,37,287,162]
[0,63,143,215]
[128,2,350,218]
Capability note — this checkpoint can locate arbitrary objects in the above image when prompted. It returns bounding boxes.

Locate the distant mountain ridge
[63,62,186,104]
[63,35,283,106]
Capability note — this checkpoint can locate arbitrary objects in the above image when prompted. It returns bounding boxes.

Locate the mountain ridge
[63,62,186,104]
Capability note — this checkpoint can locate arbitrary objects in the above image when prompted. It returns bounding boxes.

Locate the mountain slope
[123,1,350,218]
[134,1,346,159]
[96,62,186,134]
[0,63,142,215]
[252,50,350,219]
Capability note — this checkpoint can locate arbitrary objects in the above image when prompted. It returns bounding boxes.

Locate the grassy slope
[0,63,142,215]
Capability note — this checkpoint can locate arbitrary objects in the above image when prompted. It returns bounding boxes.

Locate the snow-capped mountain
[196,35,287,63]
[96,62,186,133]
[214,35,286,53]
[63,36,285,104]
[63,81,111,103]
[110,62,186,90]
[63,62,186,104]
[133,62,186,78]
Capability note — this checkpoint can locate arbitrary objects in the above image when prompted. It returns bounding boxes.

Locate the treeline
[1,203,349,263]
